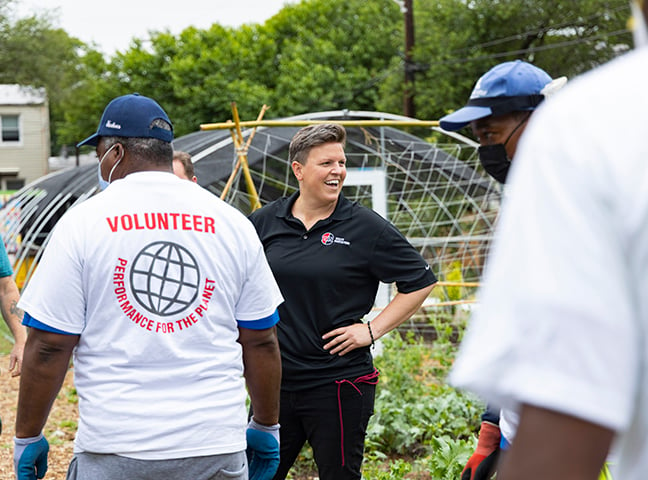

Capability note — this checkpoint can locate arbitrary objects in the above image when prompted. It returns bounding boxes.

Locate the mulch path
[0,354,76,479]
[0,354,331,479]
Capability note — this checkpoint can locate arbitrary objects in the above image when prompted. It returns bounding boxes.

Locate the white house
[0,84,50,191]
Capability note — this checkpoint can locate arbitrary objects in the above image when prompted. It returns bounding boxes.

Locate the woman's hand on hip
[322,324,371,356]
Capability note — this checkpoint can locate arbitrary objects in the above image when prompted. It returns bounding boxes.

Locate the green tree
[263,0,402,117]
[162,24,276,135]
[56,48,115,148]
[97,0,403,135]
[96,24,277,137]
[0,1,104,153]
[381,0,633,122]
[2,0,635,153]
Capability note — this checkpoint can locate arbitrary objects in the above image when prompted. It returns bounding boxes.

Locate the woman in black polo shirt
[249,123,436,480]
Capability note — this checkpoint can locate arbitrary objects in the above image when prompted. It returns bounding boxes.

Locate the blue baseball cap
[439,61,552,131]
[77,93,173,147]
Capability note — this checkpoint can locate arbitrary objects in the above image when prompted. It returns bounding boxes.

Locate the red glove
[461,421,500,480]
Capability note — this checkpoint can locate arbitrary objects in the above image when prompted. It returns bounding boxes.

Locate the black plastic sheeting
[0,110,496,290]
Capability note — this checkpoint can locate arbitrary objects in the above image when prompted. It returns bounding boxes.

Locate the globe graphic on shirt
[130,241,201,316]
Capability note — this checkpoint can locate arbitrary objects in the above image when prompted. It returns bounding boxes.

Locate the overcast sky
[17,0,296,55]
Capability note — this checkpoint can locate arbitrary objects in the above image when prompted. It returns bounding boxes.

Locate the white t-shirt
[450,47,648,479]
[19,171,283,460]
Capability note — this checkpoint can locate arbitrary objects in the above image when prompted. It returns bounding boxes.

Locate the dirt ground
[0,355,315,480]
[0,354,323,479]
[0,354,76,479]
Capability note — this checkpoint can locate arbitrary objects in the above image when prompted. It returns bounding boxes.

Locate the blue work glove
[246,418,280,480]
[14,433,49,480]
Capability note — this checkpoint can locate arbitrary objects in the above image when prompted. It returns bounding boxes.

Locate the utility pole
[403,0,415,118]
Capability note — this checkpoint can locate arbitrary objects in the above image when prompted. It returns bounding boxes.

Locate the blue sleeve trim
[23,312,77,335]
[237,309,280,330]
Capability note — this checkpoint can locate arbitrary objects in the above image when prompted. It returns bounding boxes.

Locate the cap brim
[76,133,99,148]
[439,105,493,131]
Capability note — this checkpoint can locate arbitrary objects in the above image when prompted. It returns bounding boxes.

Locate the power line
[445,4,630,55]
[428,29,630,67]
[338,23,629,103]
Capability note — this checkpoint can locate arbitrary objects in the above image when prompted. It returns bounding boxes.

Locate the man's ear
[109,143,125,165]
[291,161,303,181]
[111,142,122,156]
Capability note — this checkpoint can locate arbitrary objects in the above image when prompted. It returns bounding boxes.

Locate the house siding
[0,85,50,187]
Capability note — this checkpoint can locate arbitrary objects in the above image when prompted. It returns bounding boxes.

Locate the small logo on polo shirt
[321,232,350,246]
[321,232,334,245]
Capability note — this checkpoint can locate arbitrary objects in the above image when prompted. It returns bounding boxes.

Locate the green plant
[444,261,464,303]
[286,445,317,479]
[0,317,14,354]
[599,463,615,480]
[58,419,77,430]
[63,386,78,404]
[425,435,475,479]
[363,458,412,480]
[366,331,483,456]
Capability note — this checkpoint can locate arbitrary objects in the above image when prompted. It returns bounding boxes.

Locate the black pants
[273,379,376,480]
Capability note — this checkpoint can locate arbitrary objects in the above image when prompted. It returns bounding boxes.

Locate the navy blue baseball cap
[77,93,173,147]
[439,61,552,131]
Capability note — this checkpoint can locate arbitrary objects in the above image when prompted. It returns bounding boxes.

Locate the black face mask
[478,144,510,183]
[477,112,531,184]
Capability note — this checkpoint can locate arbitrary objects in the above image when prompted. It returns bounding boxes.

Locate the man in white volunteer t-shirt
[13,93,284,480]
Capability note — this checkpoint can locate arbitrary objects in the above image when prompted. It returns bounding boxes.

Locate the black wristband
[367,321,375,348]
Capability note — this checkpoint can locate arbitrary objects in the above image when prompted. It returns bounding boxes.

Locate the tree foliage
[407,0,632,121]
[263,0,402,117]
[0,0,634,153]
[0,1,104,153]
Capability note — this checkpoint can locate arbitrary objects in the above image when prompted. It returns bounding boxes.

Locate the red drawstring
[335,368,380,466]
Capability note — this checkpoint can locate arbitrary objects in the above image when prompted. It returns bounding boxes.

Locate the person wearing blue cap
[451,1,648,478]
[13,93,284,480]
[440,61,565,480]
[440,60,564,184]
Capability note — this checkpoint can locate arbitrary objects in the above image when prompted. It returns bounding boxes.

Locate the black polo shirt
[249,192,437,391]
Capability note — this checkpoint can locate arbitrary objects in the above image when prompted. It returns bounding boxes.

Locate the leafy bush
[370,334,482,443]
[361,326,483,478]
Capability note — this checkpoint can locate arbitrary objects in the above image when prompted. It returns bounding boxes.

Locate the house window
[1,115,20,142]
[5,177,24,190]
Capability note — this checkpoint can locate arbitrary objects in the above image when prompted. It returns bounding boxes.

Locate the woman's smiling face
[292,142,347,205]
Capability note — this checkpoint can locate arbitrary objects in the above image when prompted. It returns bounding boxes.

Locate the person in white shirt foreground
[450,2,648,478]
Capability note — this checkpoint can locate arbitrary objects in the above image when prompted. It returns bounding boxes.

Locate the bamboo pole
[435,281,481,288]
[215,110,438,205]
[201,119,440,130]
[425,299,476,307]
[242,104,270,151]
[219,103,264,210]
[231,102,245,141]
[220,105,270,202]
[219,124,242,201]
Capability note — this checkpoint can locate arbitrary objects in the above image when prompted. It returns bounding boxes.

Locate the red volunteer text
[107,212,216,234]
